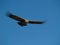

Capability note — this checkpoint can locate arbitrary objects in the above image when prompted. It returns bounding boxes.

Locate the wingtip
[42,20,47,24]
[6,11,13,17]
[6,12,11,16]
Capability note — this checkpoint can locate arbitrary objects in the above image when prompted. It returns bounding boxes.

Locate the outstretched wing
[28,20,45,24]
[7,12,24,21]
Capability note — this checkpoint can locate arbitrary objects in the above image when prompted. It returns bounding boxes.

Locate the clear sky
[0,0,60,45]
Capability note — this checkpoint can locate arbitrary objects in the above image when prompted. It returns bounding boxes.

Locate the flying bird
[7,12,45,26]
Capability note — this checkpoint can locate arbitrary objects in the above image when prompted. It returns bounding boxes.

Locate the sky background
[0,0,60,45]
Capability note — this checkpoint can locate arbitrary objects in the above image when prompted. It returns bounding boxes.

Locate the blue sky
[0,0,60,45]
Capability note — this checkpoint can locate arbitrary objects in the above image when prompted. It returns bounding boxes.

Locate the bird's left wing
[28,20,45,24]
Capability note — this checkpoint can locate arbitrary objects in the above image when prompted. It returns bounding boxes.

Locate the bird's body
[7,12,45,26]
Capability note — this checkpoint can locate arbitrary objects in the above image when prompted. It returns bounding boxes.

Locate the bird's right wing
[7,12,24,21]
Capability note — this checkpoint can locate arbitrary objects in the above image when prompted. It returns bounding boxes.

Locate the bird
[6,12,45,26]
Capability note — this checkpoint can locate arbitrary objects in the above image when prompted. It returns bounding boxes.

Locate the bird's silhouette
[7,12,45,26]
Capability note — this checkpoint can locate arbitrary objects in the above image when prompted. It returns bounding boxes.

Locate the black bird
[7,12,45,26]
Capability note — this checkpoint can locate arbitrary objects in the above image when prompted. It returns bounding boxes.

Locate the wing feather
[7,12,24,21]
[29,20,45,24]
